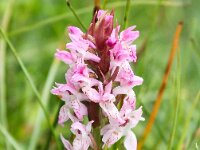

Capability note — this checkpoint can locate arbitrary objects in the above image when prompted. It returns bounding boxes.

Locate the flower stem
[123,0,131,29]
[66,0,87,31]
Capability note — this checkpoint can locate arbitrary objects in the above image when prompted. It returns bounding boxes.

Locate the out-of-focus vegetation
[0,0,199,149]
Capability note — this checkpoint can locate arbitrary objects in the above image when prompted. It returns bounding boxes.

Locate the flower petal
[60,134,73,150]
[58,105,70,125]
[72,100,88,120]
[120,26,139,44]
[82,86,101,103]
[124,131,137,150]
[100,102,125,124]
[55,49,75,64]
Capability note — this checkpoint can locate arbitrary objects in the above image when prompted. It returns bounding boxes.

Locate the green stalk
[123,0,131,29]
[0,29,61,150]
[0,0,14,149]
[102,0,108,9]
[28,59,60,150]
[167,48,181,150]
[0,124,23,150]
[176,90,200,150]
[66,0,87,31]
[186,118,200,149]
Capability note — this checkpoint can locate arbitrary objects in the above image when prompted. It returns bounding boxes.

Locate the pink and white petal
[124,131,137,150]
[132,75,143,87]
[72,136,84,150]
[102,129,123,148]
[68,26,83,35]
[98,82,104,96]
[129,106,144,128]
[60,134,73,150]
[85,51,101,62]
[102,93,115,102]
[55,49,74,64]
[131,106,144,121]
[86,121,94,132]
[100,102,125,124]
[128,45,137,62]
[71,74,90,85]
[72,101,88,120]
[100,124,113,136]
[82,86,101,103]
[104,81,112,94]
[67,111,79,123]
[73,136,91,150]
[71,122,86,135]
[106,26,120,47]
[120,26,139,44]
[97,10,107,18]
[58,104,70,125]
[120,91,136,117]
[113,86,130,96]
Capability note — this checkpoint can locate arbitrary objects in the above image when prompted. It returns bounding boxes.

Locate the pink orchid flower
[61,121,94,150]
[52,9,144,150]
[101,107,144,150]
[115,62,143,88]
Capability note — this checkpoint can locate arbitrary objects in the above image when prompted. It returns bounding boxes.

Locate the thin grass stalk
[0,29,61,150]
[66,0,87,31]
[8,0,188,37]
[0,124,23,150]
[176,90,200,150]
[28,59,60,150]
[167,46,181,150]
[0,0,15,149]
[102,0,108,9]
[138,22,183,150]
[123,0,131,29]
[186,118,200,149]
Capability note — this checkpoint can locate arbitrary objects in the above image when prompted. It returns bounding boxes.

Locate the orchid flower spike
[52,9,144,150]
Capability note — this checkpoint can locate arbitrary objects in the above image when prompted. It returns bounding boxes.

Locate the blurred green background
[0,0,199,149]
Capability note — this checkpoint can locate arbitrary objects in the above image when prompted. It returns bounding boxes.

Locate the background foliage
[0,0,199,149]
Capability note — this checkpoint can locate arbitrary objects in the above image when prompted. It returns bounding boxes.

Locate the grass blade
[0,0,15,149]
[102,0,108,9]
[0,29,61,150]
[167,44,181,150]
[0,124,23,150]
[138,22,183,150]
[176,90,200,150]
[66,0,87,31]
[123,0,131,29]
[28,59,60,150]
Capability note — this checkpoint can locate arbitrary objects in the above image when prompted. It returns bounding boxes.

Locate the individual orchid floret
[55,49,76,65]
[115,62,143,88]
[52,9,144,150]
[61,121,94,150]
[101,107,144,150]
